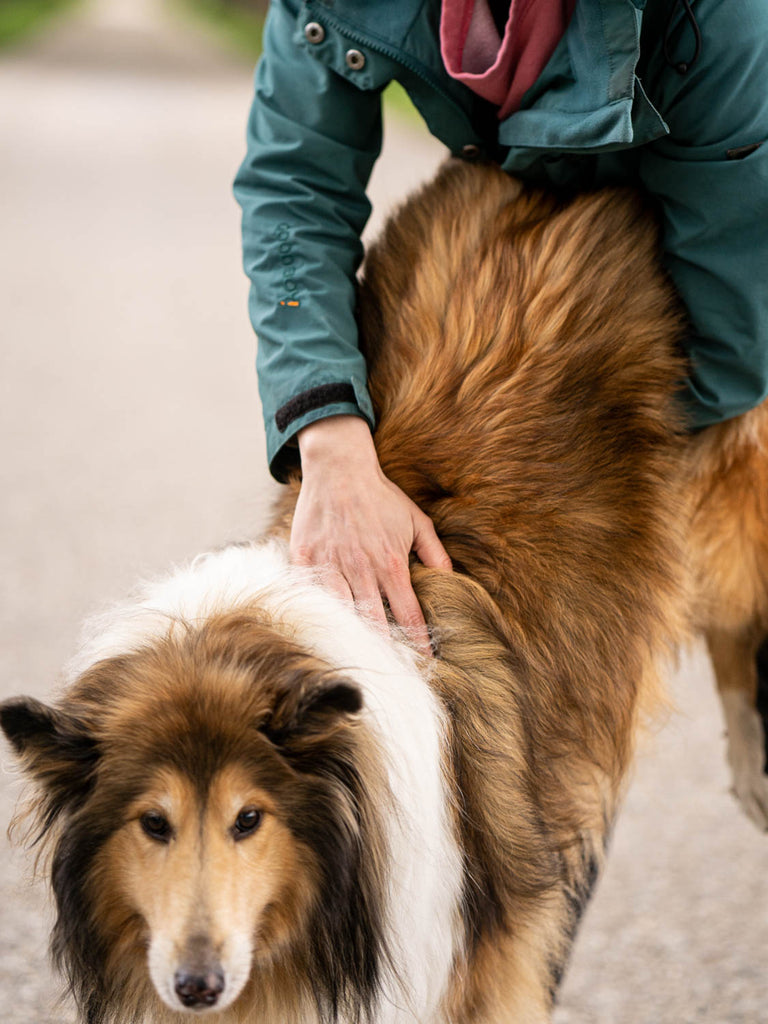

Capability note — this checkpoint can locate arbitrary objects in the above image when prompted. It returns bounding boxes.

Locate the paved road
[0,3,765,1022]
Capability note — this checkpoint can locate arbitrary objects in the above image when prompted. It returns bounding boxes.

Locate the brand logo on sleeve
[273,223,301,306]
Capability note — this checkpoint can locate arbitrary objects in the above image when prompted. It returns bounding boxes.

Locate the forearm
[233,0,384,479]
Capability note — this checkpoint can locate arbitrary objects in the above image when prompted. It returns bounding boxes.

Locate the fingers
[292,520,445,653]
[293,539,390,629]
[343,558,389,631]
[294,540,430,652]
[344,552,432,657]
[383,565,431,656]
[320,566,355,607]
[345,551,432,656]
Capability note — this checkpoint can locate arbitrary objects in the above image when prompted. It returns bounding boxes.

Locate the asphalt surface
[0,3,766,1022]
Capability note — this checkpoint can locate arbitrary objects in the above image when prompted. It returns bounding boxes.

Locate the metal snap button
[304,21,325,44]
[345,49,366,70]
[461,144,481,160]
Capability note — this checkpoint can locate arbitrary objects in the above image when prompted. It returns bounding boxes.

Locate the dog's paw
[721,689,768,830]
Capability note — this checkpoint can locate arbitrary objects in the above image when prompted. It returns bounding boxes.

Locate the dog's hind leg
[706,626,768,830]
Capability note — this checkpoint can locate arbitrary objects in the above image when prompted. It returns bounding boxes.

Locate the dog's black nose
[174,968,225,1008]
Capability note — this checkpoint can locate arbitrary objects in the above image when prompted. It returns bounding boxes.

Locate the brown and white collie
[2,161,767,1024]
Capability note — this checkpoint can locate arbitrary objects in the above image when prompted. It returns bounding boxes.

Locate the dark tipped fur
[1,698,100,842]
[51,820,115,1023]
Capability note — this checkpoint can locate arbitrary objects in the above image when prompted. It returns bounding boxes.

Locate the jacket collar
[305,0,669,153]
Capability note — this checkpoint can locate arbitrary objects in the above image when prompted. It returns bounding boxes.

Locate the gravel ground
[0,3,766,1022]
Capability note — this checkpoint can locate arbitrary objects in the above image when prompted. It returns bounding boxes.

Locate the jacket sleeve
[234,0,384,481]
[638,0,768,430]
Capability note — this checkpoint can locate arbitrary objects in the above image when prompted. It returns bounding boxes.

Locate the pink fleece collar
[440,0,577,119]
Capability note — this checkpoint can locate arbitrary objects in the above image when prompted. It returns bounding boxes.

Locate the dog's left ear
[1,697,99,819]
[262,678,363,745]
[300,680,363,722]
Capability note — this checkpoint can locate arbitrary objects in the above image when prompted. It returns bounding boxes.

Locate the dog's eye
[233,807,262,839]
[140,811,172,842]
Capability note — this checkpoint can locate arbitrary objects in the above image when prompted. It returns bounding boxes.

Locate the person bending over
[235,0,768,649]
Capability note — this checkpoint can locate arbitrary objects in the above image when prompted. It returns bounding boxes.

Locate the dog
[2,161,766,1024]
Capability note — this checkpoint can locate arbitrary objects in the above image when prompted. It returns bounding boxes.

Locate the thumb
[412,510,453,571]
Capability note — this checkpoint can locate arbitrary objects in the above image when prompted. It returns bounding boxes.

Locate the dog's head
[1,611,385,1022]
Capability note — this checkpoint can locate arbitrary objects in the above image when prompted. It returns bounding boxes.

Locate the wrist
[297,415,377,471]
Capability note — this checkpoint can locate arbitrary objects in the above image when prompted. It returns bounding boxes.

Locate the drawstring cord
[664,0,702,74]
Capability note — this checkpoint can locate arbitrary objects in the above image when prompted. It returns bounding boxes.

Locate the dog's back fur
[364,164,691,1012]
[272,162,690,1018]
[4,161,767,1024]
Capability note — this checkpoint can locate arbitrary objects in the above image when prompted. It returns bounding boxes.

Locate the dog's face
[1,611,377,1020]
[100,761,310,1014]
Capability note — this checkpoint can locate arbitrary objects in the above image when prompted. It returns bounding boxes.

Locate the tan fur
[93,765,310,1020]
[687,406,768,632]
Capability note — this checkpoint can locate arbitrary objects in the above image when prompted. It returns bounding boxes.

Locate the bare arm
[292,416,452,653]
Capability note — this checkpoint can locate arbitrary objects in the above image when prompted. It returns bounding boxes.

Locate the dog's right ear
[1,697,99,823]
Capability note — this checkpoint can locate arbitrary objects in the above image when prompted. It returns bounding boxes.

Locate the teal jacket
[234,0,768,481]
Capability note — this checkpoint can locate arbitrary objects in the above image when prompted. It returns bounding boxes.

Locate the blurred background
[0,2,765,1021]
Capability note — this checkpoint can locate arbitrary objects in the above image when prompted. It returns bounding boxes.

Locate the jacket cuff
[274,382,358,432]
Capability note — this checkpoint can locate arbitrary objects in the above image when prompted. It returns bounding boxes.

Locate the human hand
[292,415,452,654]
